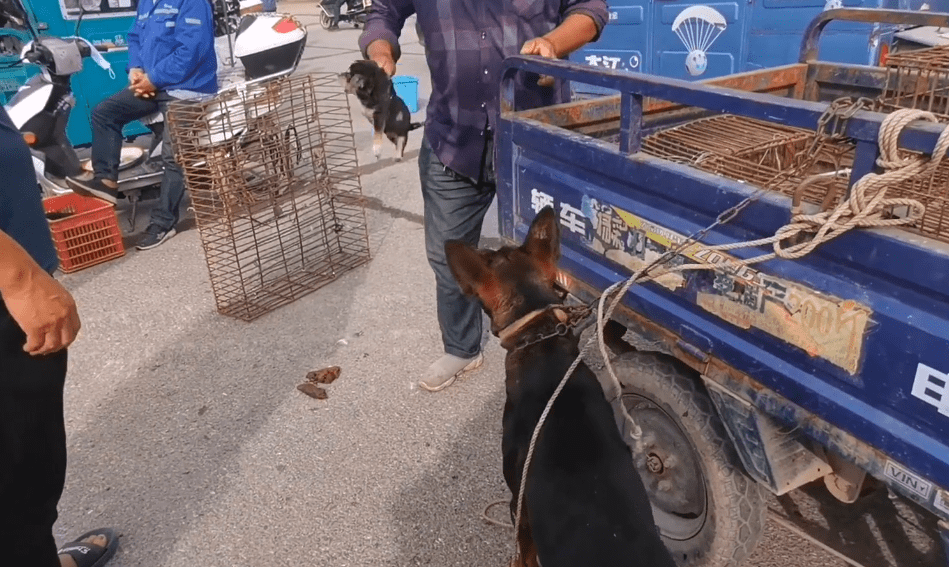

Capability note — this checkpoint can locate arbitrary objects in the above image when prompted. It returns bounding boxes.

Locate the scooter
[1,0,164,229]
[319,0,371,30]
[3,0,308,230]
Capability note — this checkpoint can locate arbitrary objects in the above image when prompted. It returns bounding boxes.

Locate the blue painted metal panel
[570,0,949,95]
[578,5,647,74]
[653,1,744,79]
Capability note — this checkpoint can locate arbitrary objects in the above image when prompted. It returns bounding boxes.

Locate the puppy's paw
[372,143,382,160]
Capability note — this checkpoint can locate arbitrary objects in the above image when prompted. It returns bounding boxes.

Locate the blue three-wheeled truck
[497,8,949,567]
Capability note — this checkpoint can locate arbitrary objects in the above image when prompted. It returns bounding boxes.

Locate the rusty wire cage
[167,73,371,321]
[639,111,949,242]
[876,45,949,240]
[641,115,855,209]
[880,45,949,120]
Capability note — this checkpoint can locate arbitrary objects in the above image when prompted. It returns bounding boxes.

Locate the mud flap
[703,377,830,495]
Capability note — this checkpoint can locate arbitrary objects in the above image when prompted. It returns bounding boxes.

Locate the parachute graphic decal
[672,6,727,76]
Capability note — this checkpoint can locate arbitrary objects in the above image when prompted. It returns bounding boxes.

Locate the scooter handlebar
[75,39,91,58]
[23,43,48,64]
[22,38,93,74]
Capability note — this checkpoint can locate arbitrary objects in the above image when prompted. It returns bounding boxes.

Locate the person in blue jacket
[67,0,218,251]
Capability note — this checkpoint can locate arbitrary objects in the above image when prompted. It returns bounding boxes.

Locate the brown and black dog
[446,206,677,567]
[339,59,422,161]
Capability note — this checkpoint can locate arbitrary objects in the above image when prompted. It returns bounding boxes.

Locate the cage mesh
[638,113,949,242]
[876,45,949,241]
[880,45,949,120]
[642,115,854,208]
[167,73,371,321]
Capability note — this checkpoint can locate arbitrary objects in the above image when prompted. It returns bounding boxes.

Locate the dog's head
[445,206,564,335]
[338,59,389,97]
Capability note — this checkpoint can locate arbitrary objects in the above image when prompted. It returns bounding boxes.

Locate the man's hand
[521,37,559,87]
[367,40,397,76]
[3,268,80,356]
[131,72,156,99]
[521,36,558,59]
[128,67,145,86]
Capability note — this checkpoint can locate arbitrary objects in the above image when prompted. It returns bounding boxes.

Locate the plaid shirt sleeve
[358,0,416,62]
[562,0,609,41]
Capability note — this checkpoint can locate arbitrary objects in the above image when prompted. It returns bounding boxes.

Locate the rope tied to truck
[508,100,949,562]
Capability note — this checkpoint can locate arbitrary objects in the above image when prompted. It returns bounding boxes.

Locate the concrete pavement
[51,2,939,566]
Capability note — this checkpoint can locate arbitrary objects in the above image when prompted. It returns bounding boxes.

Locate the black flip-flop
[56,527,119,567]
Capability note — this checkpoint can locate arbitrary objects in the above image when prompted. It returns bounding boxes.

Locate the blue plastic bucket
[393,75,420,113]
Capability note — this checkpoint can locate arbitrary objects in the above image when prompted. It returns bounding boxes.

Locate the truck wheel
[611,351,765,567]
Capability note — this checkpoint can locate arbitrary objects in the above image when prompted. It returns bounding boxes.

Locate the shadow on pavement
[389,387,514,566]
[769,481,942,566]
[357,149,422,177]
[56,263,369,566]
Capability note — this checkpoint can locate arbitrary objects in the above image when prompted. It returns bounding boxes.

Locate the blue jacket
[127,0,217,94]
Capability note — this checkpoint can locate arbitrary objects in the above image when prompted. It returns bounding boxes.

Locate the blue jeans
[261,0,276,11]
[323,0,345,25]
[419,133,496,358]
[90,88,186,232]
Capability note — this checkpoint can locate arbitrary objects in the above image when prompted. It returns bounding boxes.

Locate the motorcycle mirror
[74,0,86,36]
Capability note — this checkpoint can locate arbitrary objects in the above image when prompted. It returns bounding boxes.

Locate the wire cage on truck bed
[880,44,949,120]
[603,110,949,241]
[167,73,371,321]
[877,43,949,239]
[568,41,949,243]
[638,115,856,212]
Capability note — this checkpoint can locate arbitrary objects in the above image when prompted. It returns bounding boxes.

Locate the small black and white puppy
[339,59,422,160]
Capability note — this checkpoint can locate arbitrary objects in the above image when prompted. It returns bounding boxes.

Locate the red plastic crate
[43,193,125,273]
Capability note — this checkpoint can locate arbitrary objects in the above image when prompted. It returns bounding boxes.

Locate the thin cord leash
[508,105,948,562]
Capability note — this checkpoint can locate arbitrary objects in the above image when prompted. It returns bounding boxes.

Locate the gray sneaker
[136,225,176,250]
[418,353,484,392]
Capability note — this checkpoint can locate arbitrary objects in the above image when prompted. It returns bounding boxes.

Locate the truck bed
[496,51,949,523]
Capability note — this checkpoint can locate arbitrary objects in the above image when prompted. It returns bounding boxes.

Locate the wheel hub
[646,453,664,474]
[625,394,708,541]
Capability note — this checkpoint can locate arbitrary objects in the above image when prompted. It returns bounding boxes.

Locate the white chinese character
[560,203,586,235]
[913,363,949,417]
[584,54,603,67]
[609,11,619,21]
[531,189,554,214]
[604,56,622,70]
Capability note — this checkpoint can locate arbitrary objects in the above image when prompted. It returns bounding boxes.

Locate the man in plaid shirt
[359,0,609,392]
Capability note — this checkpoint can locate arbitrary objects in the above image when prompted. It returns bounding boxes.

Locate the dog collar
[497,304,594,351]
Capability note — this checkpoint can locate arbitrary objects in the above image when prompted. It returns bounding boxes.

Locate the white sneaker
[418,353,484,392]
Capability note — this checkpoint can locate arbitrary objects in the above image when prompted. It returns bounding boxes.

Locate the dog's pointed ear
[523,206,560,270]
[445,240,500,308]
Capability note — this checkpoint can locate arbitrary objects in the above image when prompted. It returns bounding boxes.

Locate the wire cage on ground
[167,73,371,321]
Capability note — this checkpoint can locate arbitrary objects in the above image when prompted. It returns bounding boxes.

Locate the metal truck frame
[496,8,949,566]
